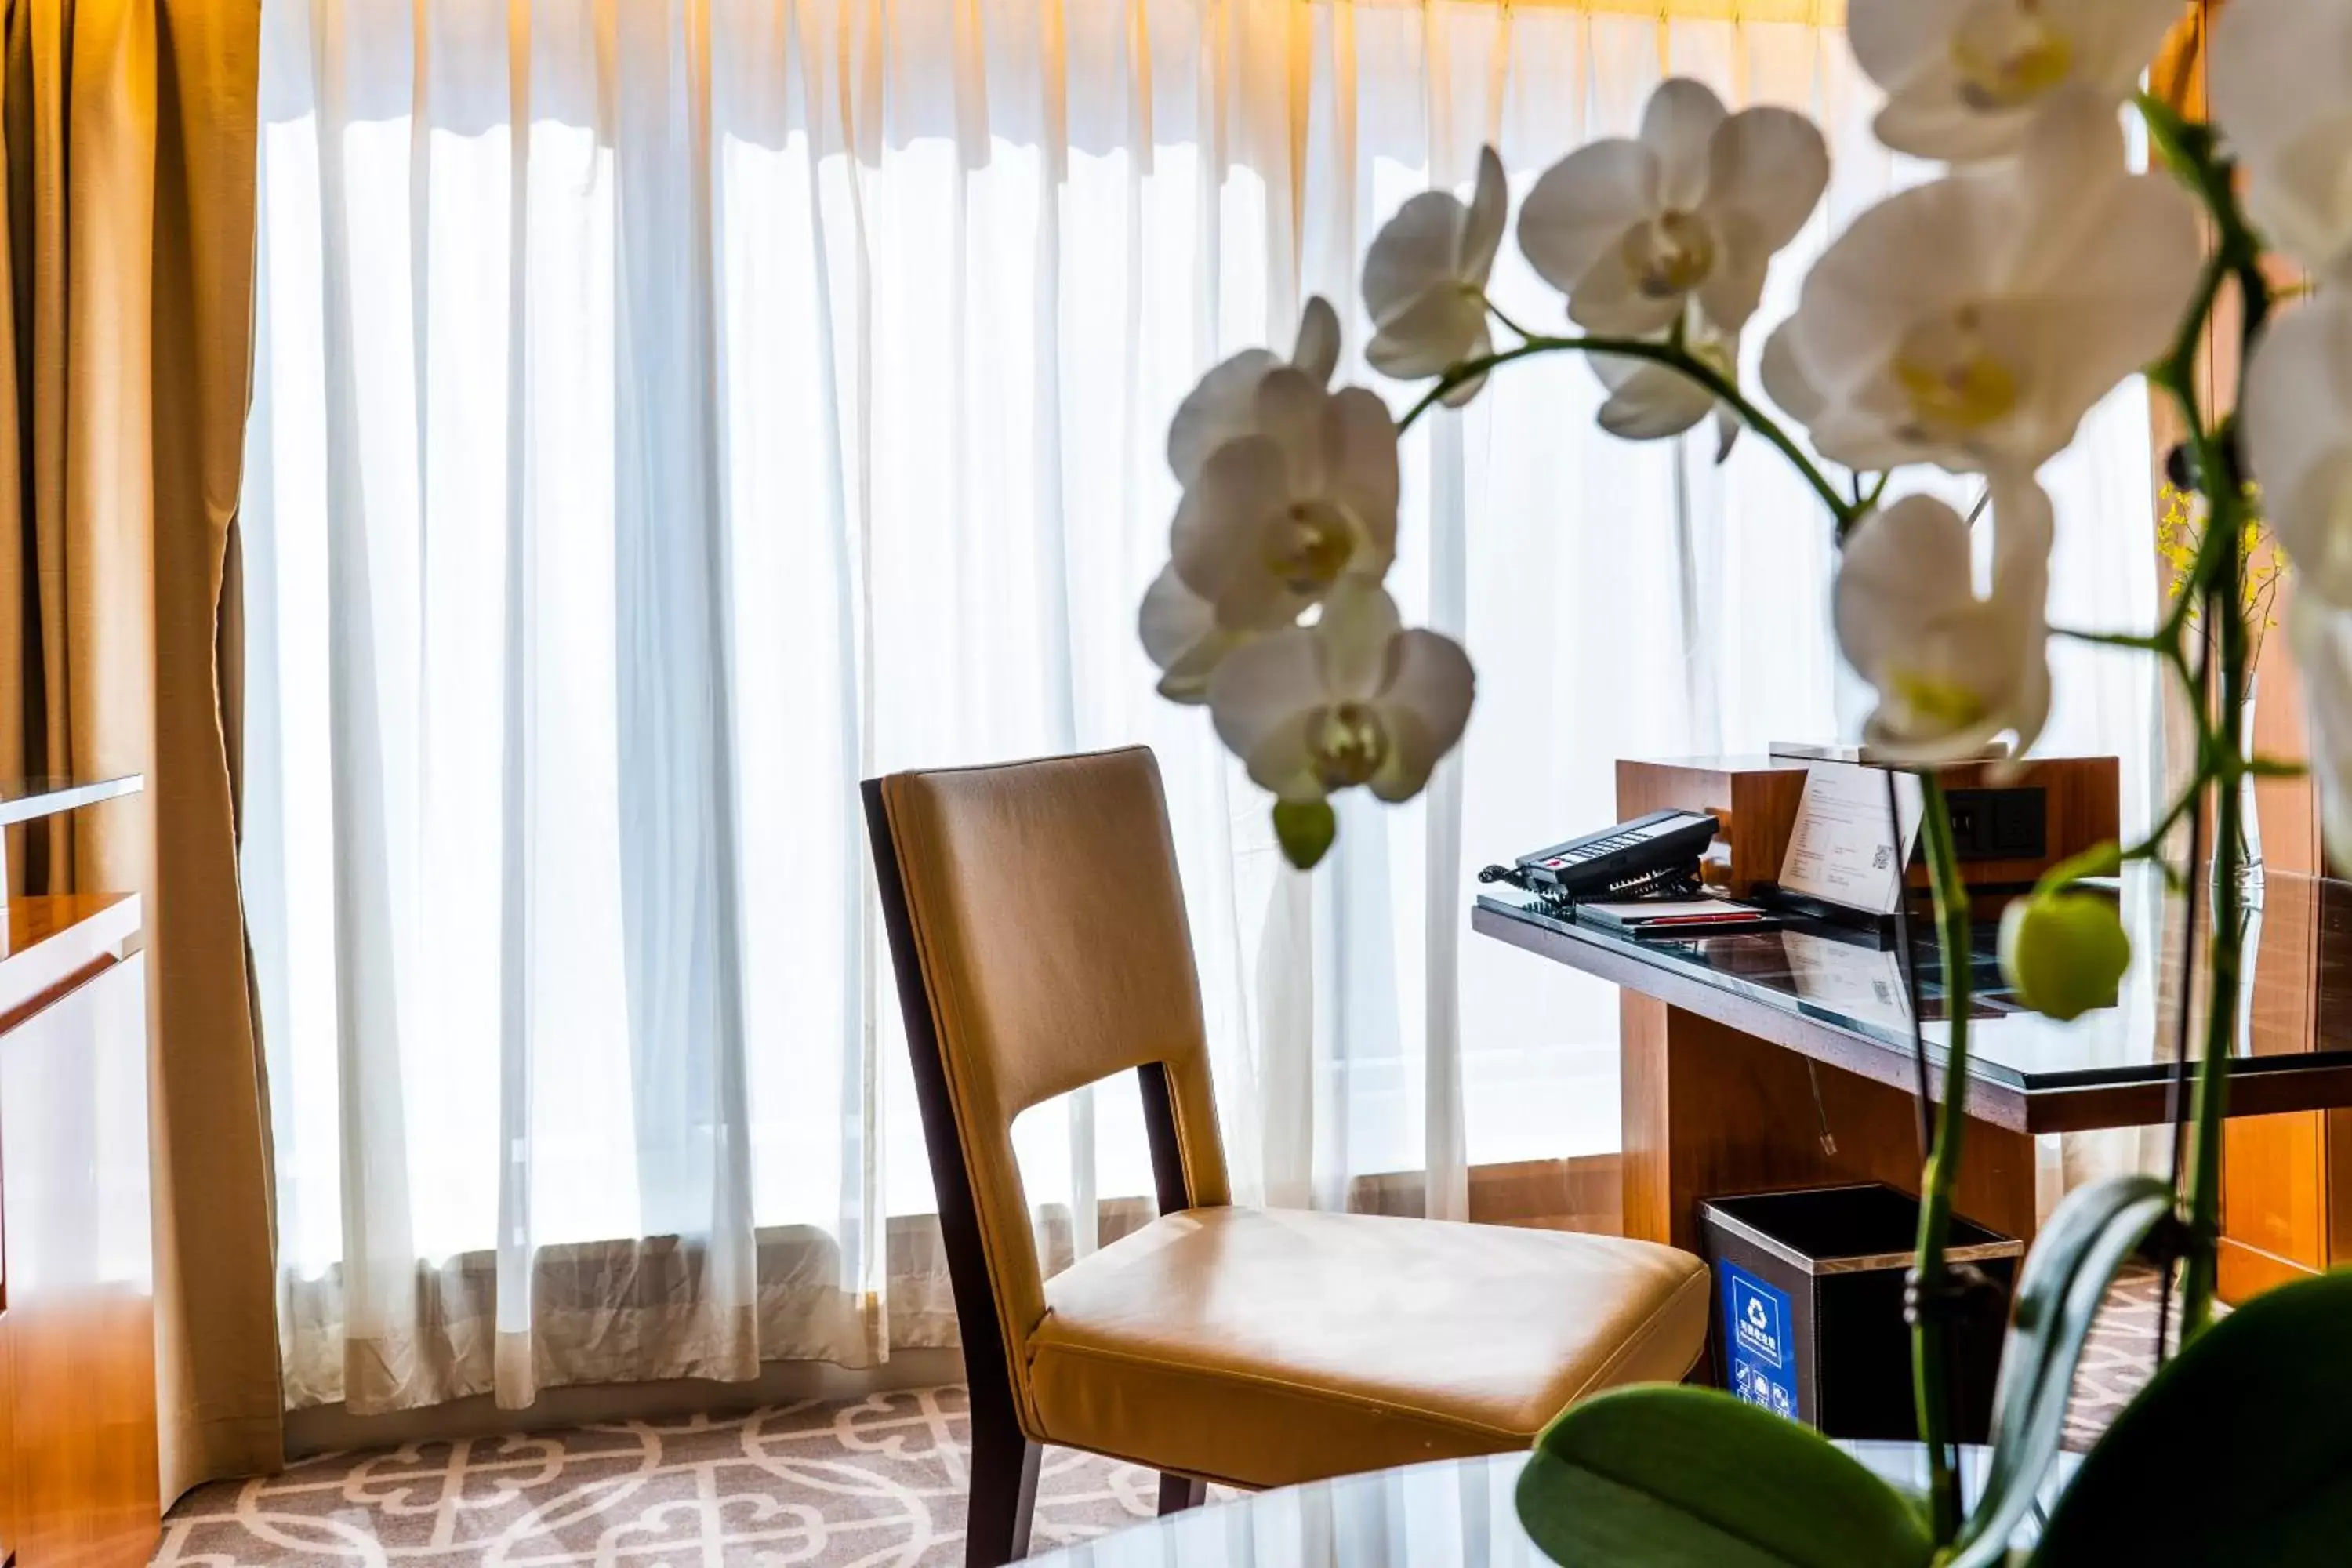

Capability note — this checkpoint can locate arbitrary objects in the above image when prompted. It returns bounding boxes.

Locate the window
[242,0,2154,1414]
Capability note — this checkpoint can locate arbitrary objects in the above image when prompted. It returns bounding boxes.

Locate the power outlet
[1941,786,2048,862]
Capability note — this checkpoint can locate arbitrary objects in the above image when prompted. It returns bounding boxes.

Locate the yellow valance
[1331,0,1846,23]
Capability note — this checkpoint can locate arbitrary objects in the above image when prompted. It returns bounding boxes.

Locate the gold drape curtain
[0,0,278,1501]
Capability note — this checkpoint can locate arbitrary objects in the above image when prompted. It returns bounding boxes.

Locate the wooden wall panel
[2222,1112,2325,1269]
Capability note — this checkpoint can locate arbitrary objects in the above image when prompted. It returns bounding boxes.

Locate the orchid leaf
[2032,1269,2352,1565]
[1944,1174,2171,1568]
[1515,1385,1933,1567]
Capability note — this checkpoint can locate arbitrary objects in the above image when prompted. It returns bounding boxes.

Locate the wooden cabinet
[0,895,155,1568]
[2219,880,2352,1301]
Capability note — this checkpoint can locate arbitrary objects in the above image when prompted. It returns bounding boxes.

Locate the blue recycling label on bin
[1721,1261,1798,1421]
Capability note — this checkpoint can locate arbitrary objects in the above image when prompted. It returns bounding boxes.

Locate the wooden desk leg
[1621,996,2041,1253]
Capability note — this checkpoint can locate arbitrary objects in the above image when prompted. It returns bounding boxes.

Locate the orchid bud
[1998,890,2131,1022]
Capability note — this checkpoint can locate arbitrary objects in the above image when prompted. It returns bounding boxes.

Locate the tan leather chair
[864,747,1710,1566]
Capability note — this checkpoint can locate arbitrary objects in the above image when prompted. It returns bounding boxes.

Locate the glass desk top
[1474,865,2352,1132]
[1026,1446,2078,1567]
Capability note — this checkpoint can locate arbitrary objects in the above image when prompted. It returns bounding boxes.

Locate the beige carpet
[157,1269,2176,1566]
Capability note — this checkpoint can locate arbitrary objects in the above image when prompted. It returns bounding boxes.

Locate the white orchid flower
[1592,315,1743,460]
[1850,0,2182,164]
[2211,0,2352,276]
[1138,564,1243,705]
[1167,296,1343,487]
[1363,147,1508,405]
[1763,89,2200,477]
[2210,0,2352,275]
[1207,580,1475,806]
[1835,477,2056,762]
[1517,78,1828,341]
[1171,372,1400,633]
[2292,597,2352,873]
[2244,292,2352,604]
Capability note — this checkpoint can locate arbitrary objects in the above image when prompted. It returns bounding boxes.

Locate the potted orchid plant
[1138,0,2352,1561]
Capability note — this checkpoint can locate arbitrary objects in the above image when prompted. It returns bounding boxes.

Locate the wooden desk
[1474,868,2352,1254]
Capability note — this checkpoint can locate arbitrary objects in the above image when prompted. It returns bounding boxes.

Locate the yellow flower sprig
[2158,480,2286,677]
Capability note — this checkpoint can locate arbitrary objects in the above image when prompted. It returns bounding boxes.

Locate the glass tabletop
[1027,1445,2079,1566]
[1475,863,2352,1096]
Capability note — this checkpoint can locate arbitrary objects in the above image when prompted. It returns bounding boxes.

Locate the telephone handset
[1479,808,1721,904]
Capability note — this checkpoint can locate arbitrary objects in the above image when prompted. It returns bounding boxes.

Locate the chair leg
[965,1403,1040,1568]
[1158,1473,1208,1515]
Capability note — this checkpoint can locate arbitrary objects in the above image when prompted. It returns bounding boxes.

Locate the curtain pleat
[150,0,284,1497]
[492,0,537,1410]
[0,0,282,1504]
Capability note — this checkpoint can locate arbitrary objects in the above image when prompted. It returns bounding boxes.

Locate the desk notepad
[1779,763,1923,916]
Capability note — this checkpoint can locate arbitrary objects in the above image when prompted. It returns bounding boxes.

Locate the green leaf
[2033,1269,2352,1566]
[1515,1385,1933,1567]
[1944,1175,2171,1568]
[1272,799,1335,869]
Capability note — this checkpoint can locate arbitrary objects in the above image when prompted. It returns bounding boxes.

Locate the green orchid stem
[1483,295,1540,344]
[2123,790,2198,870]
[1397,334,1864,533]
[2183,578,2249,1341]
[2134,86,2270,1347]
[1911,772,1973,1548]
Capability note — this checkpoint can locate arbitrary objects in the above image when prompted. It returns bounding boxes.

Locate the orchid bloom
[1363,147,1509,405]
[1762,89,2200,478]
[1834,478,2056,763]
[2242,292,2352,608]
[1850,0,2183,164]
[1207,580,1475,808]
[1170,371,1400,633]
[2209,0,2352,278]
[1138,566,1238,706]
[1145,296,1358,698]
[1168,296,1343,488]
[1517,78,1828,343]
[2223,0,2352,748]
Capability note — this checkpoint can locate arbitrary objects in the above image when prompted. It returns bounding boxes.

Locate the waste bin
[1699,1183,2022,1443]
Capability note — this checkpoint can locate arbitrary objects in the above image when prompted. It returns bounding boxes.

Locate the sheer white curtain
[242,0,2160,1415]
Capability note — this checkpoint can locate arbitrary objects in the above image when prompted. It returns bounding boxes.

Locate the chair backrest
[863,746,1230,1428]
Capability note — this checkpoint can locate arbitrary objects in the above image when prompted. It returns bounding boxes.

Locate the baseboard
[283,1348,968,1459]
[1346,1153,1624,1233]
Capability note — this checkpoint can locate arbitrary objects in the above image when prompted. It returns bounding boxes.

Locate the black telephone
[1479,809,1721,904]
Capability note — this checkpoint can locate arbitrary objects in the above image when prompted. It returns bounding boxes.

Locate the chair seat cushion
[1027,1205,1709,1489]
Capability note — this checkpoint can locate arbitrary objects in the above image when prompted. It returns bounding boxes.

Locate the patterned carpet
[2059,1263,2183,1450]
[158,1387,1165,1567]
[157,1269,2178,1566]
